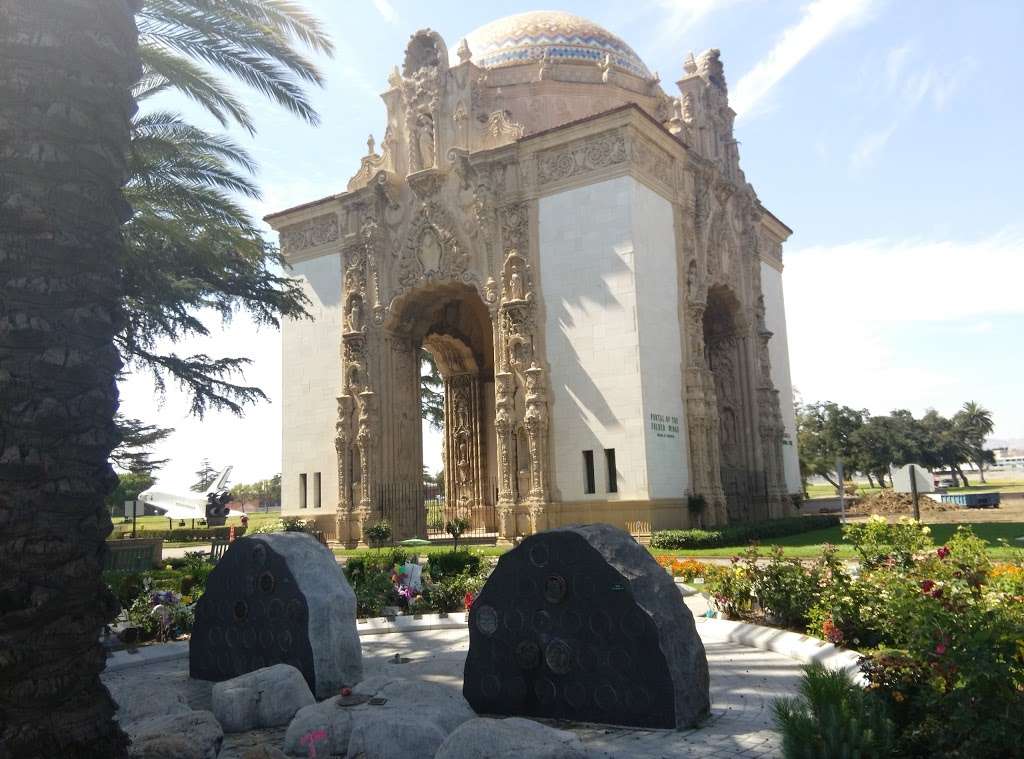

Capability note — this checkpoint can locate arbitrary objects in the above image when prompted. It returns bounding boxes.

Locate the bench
[208,538,230,564]
[103,539,162,572]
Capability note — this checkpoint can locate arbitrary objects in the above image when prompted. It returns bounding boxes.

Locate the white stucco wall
[632,182,688,498]
[281,253,342,514]
[760,262,802,494]
[539,175,687,503]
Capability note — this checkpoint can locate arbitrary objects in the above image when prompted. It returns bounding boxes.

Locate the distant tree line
[229,474,282,511]
[797,400,995,492]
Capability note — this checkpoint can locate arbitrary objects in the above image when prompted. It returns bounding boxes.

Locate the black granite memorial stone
[190,532,362,698]
[464,524,710,729]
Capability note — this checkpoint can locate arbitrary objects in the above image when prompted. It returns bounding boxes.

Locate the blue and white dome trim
[460,11,653,79]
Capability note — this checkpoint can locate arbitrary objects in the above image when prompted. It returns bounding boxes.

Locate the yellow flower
[892,691,905,702]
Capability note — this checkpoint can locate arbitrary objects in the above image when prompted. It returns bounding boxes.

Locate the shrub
[843,515,932,569]
[365,520,392,547]
[650,515,839,549]
[446,517,471,552]
[424,571,486,613]
[112,526,241,542]
[426,550,481,581]
[704,550,757,620]
[773,662,895,759]
[751,546,821,629]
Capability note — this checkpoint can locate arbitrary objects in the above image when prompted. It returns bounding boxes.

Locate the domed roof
[461,10,652,79]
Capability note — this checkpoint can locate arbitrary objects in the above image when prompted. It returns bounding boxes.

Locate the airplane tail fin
[206,465,233,494]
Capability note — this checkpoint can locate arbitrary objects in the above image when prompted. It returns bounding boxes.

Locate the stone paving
[103,618,803,758]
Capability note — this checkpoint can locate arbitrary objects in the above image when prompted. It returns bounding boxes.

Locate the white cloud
[784,228,1024,421]
[849,120,898,172]
[372,0,398,25]
[849,46,976,170]
[732,0,876,117]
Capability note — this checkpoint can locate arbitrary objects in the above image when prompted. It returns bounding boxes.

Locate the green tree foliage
[229,474,281,510]
[106,472,156,513]
[420,349,444,430]
[111,414,174,474]
[955,401,995,483]
[799,400,997,488]
[796,402,866,488]
[121,0,334,416]
[192,458,219,491]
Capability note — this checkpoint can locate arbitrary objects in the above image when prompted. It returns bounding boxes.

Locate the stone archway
[373,281,497,541]
[702,286,768,522]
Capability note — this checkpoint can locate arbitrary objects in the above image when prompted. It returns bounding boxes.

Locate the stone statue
[347,296,364,333]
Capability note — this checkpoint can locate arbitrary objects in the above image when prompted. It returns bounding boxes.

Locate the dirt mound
[848,490,954,515]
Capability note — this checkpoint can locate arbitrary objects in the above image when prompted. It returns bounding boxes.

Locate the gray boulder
[283,676,475,758]
[109,678,191,725]
[464,523,710,729]
[434,717,588,759]
[212,663,315,733]
[191,531,363,699]
[126,710,223,759]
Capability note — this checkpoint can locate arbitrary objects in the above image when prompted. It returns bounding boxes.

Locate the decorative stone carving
[279,213,339,253]
[536,129,627,185]
[481,110,525,150]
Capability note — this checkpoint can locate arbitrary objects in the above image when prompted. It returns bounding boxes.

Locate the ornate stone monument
[463,524,710,728]
[190,532,362,699]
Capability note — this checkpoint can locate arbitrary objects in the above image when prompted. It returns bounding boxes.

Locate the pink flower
[920,580,935,594]
[935,642,947,655]
[937,546,950,559]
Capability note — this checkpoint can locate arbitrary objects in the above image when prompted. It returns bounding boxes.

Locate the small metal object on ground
[368,697,388,706]
[390,653,411,664]
[336,693,371,707]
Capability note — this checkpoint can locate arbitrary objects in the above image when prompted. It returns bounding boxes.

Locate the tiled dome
[460,10,652,79]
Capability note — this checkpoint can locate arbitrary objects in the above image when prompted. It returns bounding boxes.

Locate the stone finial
[683,52,697,75]
[387,65,402,89]
[456,38,472,64]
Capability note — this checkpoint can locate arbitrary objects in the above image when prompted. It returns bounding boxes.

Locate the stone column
[493,371,516,539]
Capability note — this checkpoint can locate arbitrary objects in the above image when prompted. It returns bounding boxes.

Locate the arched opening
[702,286,764,522]
[382,282,496,539]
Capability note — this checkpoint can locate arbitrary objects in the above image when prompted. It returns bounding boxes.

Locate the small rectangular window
[313,472,322,508]
[605,449,618,493]
[583,450,596,494]
[299,473,308,509]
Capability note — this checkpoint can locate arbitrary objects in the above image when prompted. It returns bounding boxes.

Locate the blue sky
[120,0,1024,487]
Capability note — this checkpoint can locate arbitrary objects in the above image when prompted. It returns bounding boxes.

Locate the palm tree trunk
[0,2,139,757]
[975,455,987,483]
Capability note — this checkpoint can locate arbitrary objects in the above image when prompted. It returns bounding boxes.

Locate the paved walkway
[103,620,802,758]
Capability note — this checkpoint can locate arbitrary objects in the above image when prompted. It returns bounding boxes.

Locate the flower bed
[705,517,1024,757]
[343,548,490,619]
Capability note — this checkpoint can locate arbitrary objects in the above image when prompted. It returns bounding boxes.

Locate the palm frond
[138,0,327,124]
[181,0,334,56]
[139,44,254,131]
[132,110,259,174]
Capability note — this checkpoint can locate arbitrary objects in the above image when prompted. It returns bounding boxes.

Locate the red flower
[920,580,935,594]
[935,642,947,655]
[937,546,950,559]
[931,586,943,599]
[464,592,474,610]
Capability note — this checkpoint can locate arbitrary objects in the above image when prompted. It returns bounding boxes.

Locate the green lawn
[946,480,1024,494]
[652,522,1024,560]
[110,510,281,535]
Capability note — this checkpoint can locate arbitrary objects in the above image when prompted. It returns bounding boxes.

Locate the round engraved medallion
[241,627,256,649]
[225,626,239,649]
[529,542,550,568]
[258,571,276,593]
[534,678,557,705]
[564,680,588,709]
[589,609,613,636]
[543,574,567,604]
[250,543,267,567]
[594,683,619,711]
[515,640,541,670]
[544,639,573,675]
[232,600,248,622]
[208,626,223,646]
[258,627,274,649]
[504,608,525,633]
[532,610,553,634]
[476,604,499,636]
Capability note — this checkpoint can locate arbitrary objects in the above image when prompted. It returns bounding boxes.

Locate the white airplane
[137,466,242,520]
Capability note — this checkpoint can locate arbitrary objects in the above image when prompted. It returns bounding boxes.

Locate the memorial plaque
[464,524,710,729]
[190,532,362,698]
